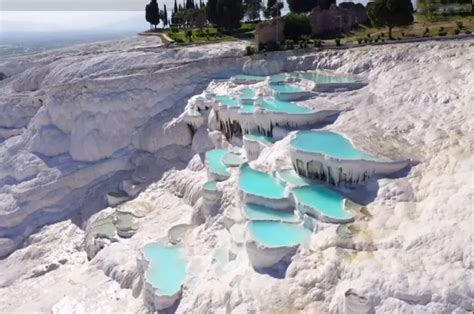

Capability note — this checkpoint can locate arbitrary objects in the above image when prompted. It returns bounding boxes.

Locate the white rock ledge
[245,238,299,270]
[239,189,293,211]
[295,199,356,224]
[290,145,409,186]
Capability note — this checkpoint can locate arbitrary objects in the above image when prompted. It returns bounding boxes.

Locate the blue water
[143,243,186,296]
[216,95,240,107]
[233,74,266,82]
[205,148,230,177]
[241,88,256,99]
[292,186,351,220]
[300,72,355,84]
[292,131,375,160]
[278,169,313,186]
[203,181,218,192]
[241,105,255,113]
[244,133,274,145]
[261,98,314,114]
[270,74,286,84]
[249,221,311,247]
[239,164,285,199]
[270,84,304,93]
[244,203,299,223]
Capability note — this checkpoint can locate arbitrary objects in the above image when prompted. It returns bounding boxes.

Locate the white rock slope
[0,37,473,313]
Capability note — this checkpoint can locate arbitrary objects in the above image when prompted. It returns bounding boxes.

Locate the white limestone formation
[0,37,472,314]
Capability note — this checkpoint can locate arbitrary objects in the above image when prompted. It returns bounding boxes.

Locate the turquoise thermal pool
[244,133,274,145]
[216,95,240,107]
[205,148,230,177]
[291,131,375,160]
[143,243,186,296]
[249,221,311,247]
[278,169,313,186]
[241,104,255,113]
[241,88,256,99]
[261,98,314,114]
[270,83,304,93]
[239,164,285,199]
[203,181,218,192]
[244,203,299,223]
[299,72,355,84]
[292,186,352,220]
[233,74,266,82]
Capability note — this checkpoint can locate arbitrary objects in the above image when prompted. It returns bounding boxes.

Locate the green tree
[244,0,263,22]
[264,0,283,18]
[145,0,160,30]
[283,13,311,40]
[368,0,414,39]
[163,4,169,27]
[287,0,317,13]
[207,0,244,29]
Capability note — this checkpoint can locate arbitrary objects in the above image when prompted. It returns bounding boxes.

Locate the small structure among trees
[368,0,414,39]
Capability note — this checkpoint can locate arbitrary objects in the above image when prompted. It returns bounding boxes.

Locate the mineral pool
[249,221,311,247]
[292,185,352,221]
[277,169,313,186]
[203,181,218,192]
[291,131,375,160]
[243,133,274,145]
[244,203,299,223]
[205,148,230,177]
[261,98,314,114]
[270,83,304,93]
[239,164,285,199]
[233,74,266,83]
[143,243,186,296]
[215,95,240,107]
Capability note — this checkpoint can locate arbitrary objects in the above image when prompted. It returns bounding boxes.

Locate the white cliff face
[0,37,473,314]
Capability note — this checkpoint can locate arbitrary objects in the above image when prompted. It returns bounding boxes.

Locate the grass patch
[167,23,256,44]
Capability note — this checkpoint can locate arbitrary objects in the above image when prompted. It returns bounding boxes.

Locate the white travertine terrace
[0,37,471,314]
[290,133,410,186]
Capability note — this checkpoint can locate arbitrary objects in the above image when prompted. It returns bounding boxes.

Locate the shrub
[382,38,385,42]
[401,31,405,37]
[170,26,179,33]
[374,38,379,43]
[285,39,295,50]
[466,30,472,35]
[438,27,447,36]
[284,13,311,40]
[456,21,463,29]
[245,45,255,56]
[314,39,322,48]
[454,28,461,35]
[357,38,363,44]
[367,33,371,38]
[423,27,430,37]
[381,32,385,37]
[266,41,281,51]
[175,38,184,43]
[185,30,193,39]
[299,39,308,48]
[335,38,341,46]
[364,37,368,43]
